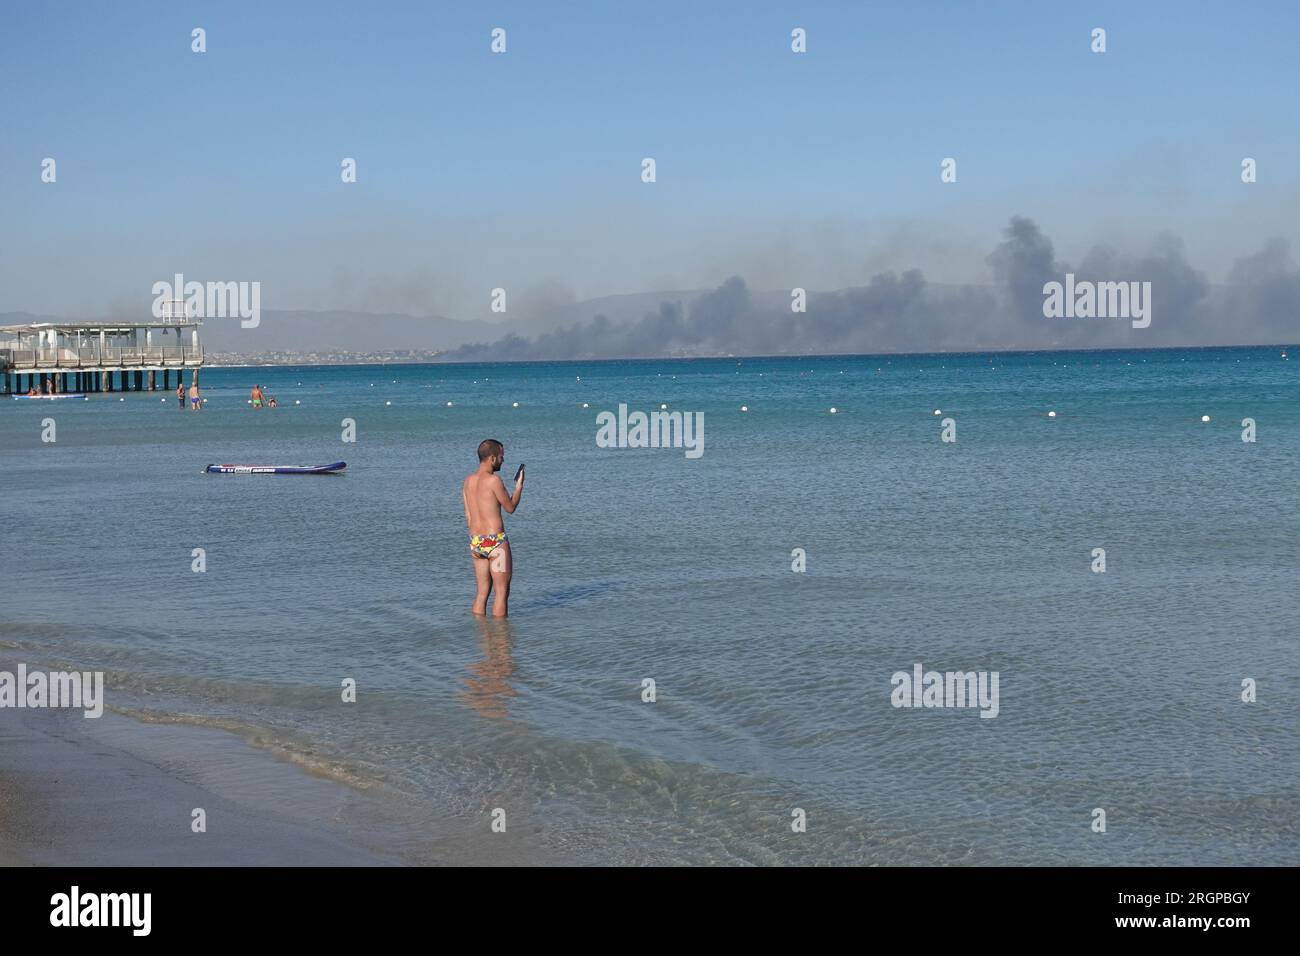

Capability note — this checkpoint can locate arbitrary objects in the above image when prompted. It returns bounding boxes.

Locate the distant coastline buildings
[205,348,444,367]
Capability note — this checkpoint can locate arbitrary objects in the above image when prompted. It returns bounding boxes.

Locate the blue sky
[3,1,1297,320]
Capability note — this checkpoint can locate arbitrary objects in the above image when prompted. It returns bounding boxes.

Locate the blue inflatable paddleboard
[205,461,346,475]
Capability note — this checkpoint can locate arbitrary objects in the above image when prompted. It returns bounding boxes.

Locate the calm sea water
[3,348,1298,864]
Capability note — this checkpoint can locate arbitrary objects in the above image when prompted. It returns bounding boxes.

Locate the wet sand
[0,707,399,866]
[0,692,571,867]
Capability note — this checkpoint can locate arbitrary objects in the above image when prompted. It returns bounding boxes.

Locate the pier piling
[1,309,204,400]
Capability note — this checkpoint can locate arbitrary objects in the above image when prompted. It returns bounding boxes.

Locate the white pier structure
[0,301,203,395]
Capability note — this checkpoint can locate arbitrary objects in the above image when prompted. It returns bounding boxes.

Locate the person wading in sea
[461,439,524,618]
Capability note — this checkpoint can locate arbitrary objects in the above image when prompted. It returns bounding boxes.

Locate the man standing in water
[462,439,524,617]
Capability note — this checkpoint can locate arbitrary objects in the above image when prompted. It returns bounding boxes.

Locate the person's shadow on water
[458,616,519,722]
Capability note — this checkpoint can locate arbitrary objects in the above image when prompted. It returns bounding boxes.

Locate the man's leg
[489,541,512,618]
[471,552,492,615]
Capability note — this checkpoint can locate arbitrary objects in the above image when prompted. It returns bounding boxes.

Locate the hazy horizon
[4,2,1299,355]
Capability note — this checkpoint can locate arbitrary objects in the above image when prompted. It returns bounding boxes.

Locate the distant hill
[0,310,517,352]
[0,286,992,357]
[12,278,1247,360]
[0,294,719,353]
[198,311,514,352]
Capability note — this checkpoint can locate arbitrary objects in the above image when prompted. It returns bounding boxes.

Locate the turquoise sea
[2,347,1298,864]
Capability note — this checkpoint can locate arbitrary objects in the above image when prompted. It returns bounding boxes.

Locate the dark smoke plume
[441,218,1297,360]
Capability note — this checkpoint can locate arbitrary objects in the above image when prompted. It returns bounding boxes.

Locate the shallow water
[3,348,1298,864]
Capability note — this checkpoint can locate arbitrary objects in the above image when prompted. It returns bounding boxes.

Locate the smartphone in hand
[514,463,525,482]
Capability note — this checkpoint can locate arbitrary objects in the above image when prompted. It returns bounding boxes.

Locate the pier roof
[0,318,202,334]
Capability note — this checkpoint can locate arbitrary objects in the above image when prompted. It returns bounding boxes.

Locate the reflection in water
[459,617,519,721]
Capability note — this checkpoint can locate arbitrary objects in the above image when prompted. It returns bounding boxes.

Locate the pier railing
[0,346,203,370]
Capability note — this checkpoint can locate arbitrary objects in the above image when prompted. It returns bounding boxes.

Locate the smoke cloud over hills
[443,218,1298,360]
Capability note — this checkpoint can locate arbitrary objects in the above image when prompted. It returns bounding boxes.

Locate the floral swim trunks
[469,531,506,558]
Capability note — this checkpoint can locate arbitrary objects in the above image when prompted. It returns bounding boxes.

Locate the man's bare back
[463,471,511,536]
[462,439,524,617]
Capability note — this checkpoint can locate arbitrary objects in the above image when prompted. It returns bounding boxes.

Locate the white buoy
[660,403,667,410]
[1201,415,1210,422]
[119,397,125,402]
[295,400,300,405]
[386,401,392,406]
[582,402,589,408]
[740,405,749,412]
[247,399,252,404]
[829,407,838,414]
[446,401,453,407]
[1048,411,1057,418]
[512,402,519,408]
[161,398,166,403]
[933,409,941,415]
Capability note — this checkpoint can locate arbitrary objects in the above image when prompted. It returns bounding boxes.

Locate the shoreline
[185,341,1300,371]
[0,707,401,866]
[0,692,569,867]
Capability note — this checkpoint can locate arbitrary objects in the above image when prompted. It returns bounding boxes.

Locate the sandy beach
[0,706,401,866]
[0,658,576,867]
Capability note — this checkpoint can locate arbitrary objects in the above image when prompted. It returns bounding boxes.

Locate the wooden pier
[0,305,203,396]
